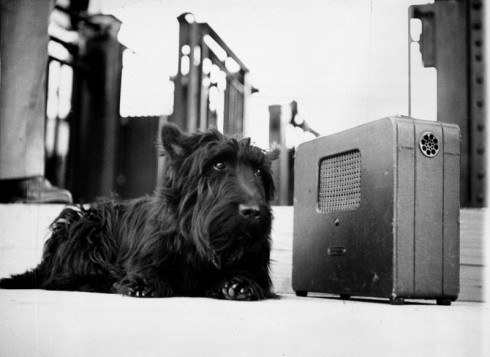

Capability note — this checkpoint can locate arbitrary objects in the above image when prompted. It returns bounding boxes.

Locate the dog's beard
[183,178,272,268]
[207,203,272,267]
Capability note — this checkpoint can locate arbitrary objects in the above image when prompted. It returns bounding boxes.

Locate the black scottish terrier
[0,123,279,300]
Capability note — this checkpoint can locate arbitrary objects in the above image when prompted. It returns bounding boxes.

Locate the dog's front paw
[113,278,155,298]
[221,277,257,301]
[126,285,155,298]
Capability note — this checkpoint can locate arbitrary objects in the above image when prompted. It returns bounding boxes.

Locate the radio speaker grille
[318,150,361,212]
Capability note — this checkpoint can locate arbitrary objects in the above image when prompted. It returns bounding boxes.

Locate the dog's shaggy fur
[0,123,280,300]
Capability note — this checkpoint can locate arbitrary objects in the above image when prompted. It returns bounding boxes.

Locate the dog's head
[159,122,280,266]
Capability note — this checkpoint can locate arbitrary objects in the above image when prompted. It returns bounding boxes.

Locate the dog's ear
[266,143,280,161]
[160,122,188,159]
[207,126,225,141]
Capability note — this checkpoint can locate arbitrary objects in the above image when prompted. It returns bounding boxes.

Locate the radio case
[292,116,460,305]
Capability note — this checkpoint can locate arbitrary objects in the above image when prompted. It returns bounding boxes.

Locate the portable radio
[292,116,460,305]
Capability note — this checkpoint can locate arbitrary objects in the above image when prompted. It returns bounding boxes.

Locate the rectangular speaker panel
[318,150,361,213]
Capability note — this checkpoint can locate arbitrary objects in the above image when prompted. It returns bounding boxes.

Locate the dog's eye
[254,168,262,177]
[213,162,226,171]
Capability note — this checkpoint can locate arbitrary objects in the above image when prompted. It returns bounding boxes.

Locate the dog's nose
[239,204,261,220]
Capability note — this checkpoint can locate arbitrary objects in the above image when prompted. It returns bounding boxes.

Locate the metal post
[409,0,487,207]
[269,105,291,205]
[173,13,200,133]
[68,14,123,202]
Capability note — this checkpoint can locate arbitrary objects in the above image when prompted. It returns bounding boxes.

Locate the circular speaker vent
[419,132,440,158]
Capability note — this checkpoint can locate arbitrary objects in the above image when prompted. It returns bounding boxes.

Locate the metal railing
[172,13,255,135]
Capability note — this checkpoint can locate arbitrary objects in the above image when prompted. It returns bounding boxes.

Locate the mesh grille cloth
[318,150,361,212]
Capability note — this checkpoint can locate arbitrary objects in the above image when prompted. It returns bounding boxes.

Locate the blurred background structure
[0,0,486,207]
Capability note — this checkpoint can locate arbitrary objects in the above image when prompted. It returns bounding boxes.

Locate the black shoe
[0,176,72,204]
